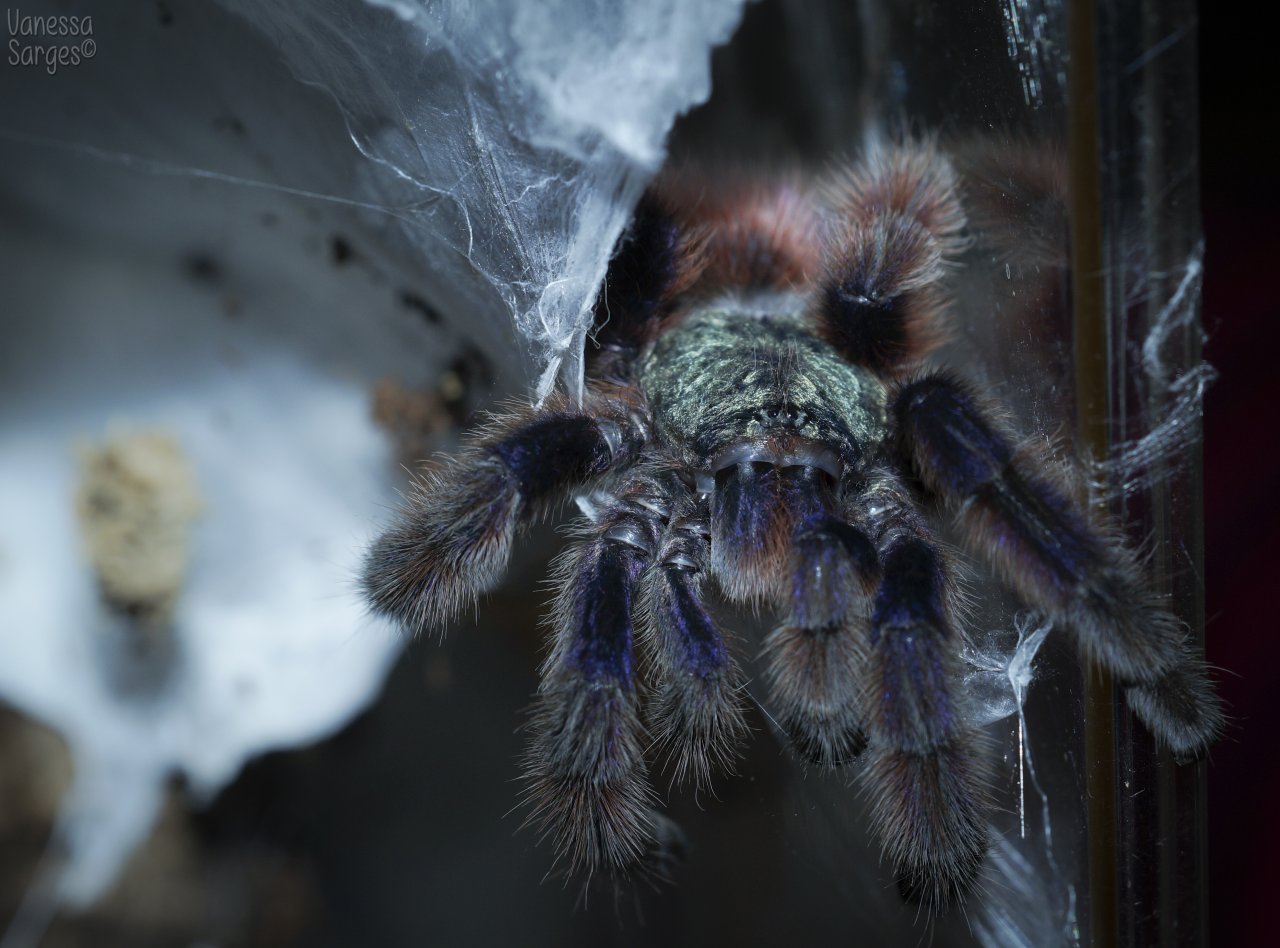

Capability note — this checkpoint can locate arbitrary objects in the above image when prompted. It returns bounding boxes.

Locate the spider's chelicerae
[364,141,1223,910]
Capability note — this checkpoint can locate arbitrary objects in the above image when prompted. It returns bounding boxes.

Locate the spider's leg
[893,373,1224,757]
[639,492,749,790]
[363,388,645,634]
[816,141,965,375]
[764,502,881,767]
[591,190,705,361]
[663,171,823,294]
[857,473,990,909]
[524,478,679,879]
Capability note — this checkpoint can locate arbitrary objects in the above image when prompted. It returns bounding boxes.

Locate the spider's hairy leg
[524,479,678,880]
[591,189,706,359]
[639,491,748,790]
[763,500,880,767]
[817,141,966,374]
[893,373,1224,757]
[363,389,645,634]
[658,170,822,294]
[858,476,990,910]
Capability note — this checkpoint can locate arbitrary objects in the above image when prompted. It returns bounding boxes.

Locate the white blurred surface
[0,227,407,906]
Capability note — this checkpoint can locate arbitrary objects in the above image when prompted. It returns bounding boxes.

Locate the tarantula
[363,142,1223,911]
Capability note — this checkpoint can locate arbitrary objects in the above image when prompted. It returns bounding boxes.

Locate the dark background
[1200,1,1280,942]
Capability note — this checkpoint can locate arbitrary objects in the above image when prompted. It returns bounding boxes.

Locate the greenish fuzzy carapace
[641,307,887,472]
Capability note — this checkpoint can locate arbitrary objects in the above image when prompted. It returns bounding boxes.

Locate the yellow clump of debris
[75,430,203,624]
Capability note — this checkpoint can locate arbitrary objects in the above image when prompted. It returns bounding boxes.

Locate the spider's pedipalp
[763,510,880,767]
[363,389,645,635]
[858,483,990,910]
[893,372,1224,757]
[817,142,966,376]
[788,513,880,629]
[525,479,677,880]
[764,623,869,767]
[707,459,875,766]
[640,495,749,790]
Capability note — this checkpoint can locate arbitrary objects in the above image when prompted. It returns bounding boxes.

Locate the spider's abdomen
[639,308,887,474]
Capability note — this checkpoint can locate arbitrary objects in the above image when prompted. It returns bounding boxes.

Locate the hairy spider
[363,141,1223,911]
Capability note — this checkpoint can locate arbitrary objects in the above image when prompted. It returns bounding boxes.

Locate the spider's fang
[603,522,654,554]
[707,440,843,482]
